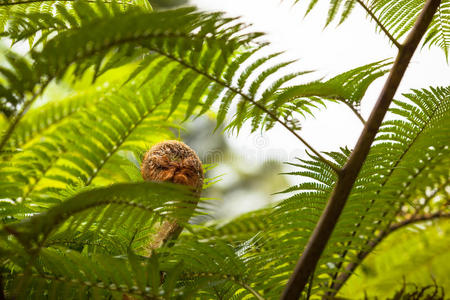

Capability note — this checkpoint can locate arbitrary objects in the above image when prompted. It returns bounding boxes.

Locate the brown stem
[280,1,441,298]
[146,220,184,255]
[355,0,401,49]
[330,211,450,294]
[343,101,366,125]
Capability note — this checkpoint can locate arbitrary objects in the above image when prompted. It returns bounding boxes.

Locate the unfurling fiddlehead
[141,140,203,254]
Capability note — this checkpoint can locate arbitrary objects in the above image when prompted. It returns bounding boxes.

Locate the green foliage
[0,0,448,299]
[372,0,450,57]
[0,51,39,118]
[276,59,391,116]
[264,86,449,297]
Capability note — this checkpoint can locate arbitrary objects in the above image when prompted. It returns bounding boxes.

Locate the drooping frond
[274,60,391,121]
[5,182,198,251]
[0,6,269,137]
[1,2,392,161]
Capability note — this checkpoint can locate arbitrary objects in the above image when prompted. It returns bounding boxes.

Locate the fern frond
[2,238,264,299]
[276,60,391,112]
[5,182,198,250]
[5,86,108,151]
[4,247,168,299]
[424,2,450,59]
[326,86,449,295]
[2,5,390,169]
[247,86,449,298]
[0,79,180,205]
[371,0,450,56]
[0,51,40,118]
[21,7,331,135]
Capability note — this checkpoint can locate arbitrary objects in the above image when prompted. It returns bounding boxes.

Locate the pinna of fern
[0,0,152,40]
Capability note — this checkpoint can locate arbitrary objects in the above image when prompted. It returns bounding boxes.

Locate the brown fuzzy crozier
[141,140,203,192]
[141,140,203,253]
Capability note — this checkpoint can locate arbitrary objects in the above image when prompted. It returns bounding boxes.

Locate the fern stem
[355,0,402,49]
[281,1,441,298]
[146,47,340,174]
[330,211,450,293]
[241,283,265,300]
[0,81,50,153]
[306,268,314,300]
[343,101,365,124]
[14,273,163,299]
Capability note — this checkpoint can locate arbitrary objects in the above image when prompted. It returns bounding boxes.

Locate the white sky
[192,0,450,171]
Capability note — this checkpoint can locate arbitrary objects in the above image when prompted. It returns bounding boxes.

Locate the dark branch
[343,101,366,125]
[0,272,5,300]
[280,1,441,298]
